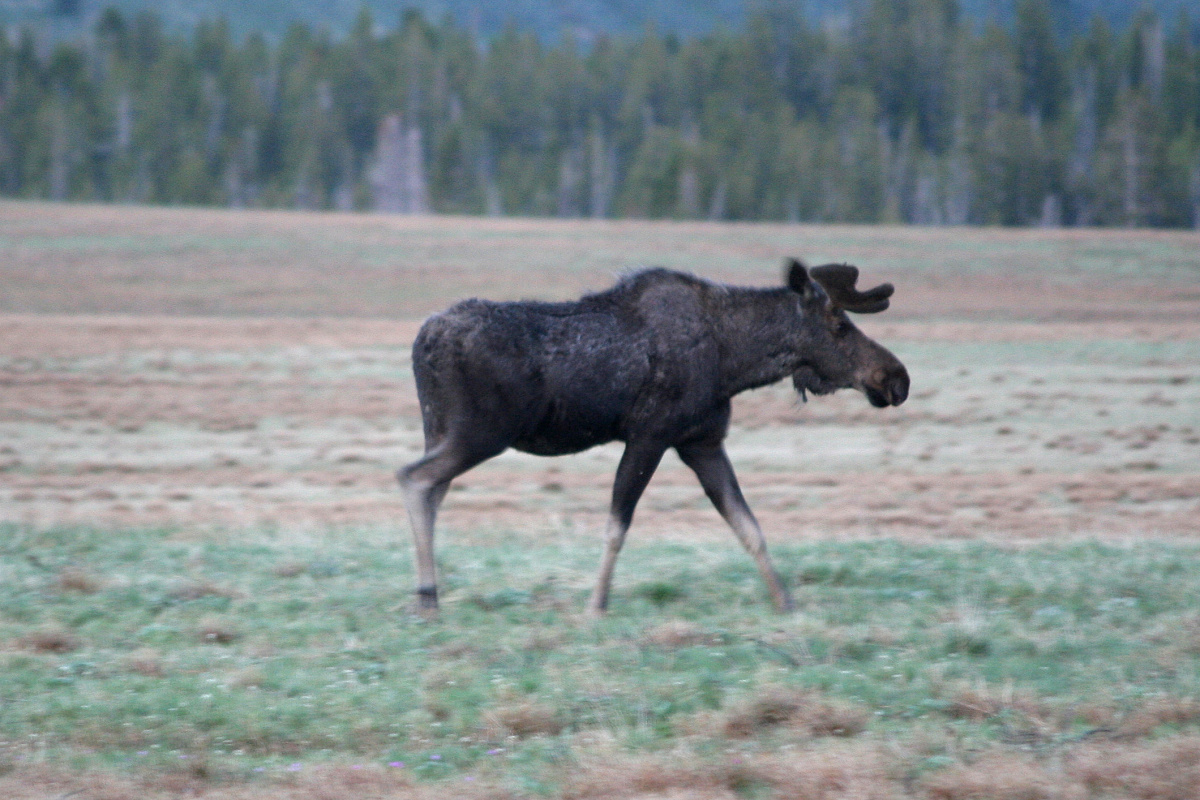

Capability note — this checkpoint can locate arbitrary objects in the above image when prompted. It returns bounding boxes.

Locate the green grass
[2,524,1199,790]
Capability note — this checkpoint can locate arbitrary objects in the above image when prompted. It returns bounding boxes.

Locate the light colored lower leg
[400,475,440,604]
[726,506,794,612]
[587,514,627,615]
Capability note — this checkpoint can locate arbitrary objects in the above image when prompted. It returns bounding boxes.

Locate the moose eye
[835,319,853,336]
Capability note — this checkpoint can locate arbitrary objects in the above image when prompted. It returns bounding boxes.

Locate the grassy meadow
[1,201,1199,798]
[4,525,1200,798]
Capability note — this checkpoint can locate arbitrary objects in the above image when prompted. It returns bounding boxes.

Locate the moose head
[786,258,910,408]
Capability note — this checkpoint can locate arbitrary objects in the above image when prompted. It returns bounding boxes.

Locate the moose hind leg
[397,439,500,610]
[587,441,666,615]
[676,443,795,612]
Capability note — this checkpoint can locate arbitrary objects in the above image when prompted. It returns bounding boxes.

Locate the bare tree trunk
[202,74,225,162]
[1142,18,1165,100]
[943,119,972,226]
[224,125,260,208]
[1039,194,1062,227]
[878,123,898,222]
[556,141,583,218]
[913,174,942,225]
[371,114,430,214]
[49,101,69,201]
[484,182,502,217]
[882,121,914,223]
[588,127,615,219]
[115,91,132,152]
[1190,160,1200,230]
[707,180,727,221]
[1122,113,1139,227]
[402,124,430,213]
[293,151,318,209]
[478,135,502,217]
[1068,68,1098,226]
[677,166,699,218]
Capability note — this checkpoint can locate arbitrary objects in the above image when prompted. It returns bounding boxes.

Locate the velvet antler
[809,263,893,314]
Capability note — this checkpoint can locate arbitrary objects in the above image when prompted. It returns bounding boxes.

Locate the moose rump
[414,300,648,459]
[399,262,908,614]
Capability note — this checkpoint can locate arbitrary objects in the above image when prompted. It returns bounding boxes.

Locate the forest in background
[6,0,1197,42]
[2,0,1199,227]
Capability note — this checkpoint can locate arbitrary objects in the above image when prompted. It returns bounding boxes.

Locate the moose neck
[711,286,810,397]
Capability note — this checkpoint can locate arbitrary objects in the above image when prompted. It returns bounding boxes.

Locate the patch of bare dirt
[2,207,1199,546]
[2,312,1197,541]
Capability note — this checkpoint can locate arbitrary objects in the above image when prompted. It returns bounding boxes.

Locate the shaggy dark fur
[399,259,909,613]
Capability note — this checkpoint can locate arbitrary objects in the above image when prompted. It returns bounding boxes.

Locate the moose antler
[809,263,893,314]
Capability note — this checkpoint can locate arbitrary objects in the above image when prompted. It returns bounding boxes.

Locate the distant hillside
[2,0,1196,40]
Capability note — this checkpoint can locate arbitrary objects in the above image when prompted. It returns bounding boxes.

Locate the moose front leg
[587,441,667,615]
[676,442,795,612]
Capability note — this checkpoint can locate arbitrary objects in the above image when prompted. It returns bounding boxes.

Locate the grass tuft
[640,619,713,649]
[16,625,80,654]
[55,566,105,594]
[195,615,241,644]
[168,579,243,602]
[482,701,565,739]
[923,754,1060,800]
[720,685,869,739]
[121,647,166,677]
[1117,696,1200,738]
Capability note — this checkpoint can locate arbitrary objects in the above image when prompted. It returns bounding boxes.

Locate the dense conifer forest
[2,0,1198,226]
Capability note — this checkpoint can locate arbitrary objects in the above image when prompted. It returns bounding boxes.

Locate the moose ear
[785,258,811,295]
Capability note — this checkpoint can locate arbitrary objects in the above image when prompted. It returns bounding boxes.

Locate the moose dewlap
[398,259,909,613]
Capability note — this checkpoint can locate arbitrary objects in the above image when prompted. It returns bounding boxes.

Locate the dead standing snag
[398,259,909,614]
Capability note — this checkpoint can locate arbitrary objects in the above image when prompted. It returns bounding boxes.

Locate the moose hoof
[416,585,439,611]
[584,597,608,617]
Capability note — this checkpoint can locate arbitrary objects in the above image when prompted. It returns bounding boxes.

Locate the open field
[1,201,1199,797]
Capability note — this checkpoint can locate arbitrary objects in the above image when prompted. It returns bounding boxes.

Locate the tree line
[2,0,1198,227]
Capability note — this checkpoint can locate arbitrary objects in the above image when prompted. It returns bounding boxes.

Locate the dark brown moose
[398,259,909,614]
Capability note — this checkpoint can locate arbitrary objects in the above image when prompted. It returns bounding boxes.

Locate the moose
[398,259,909,614]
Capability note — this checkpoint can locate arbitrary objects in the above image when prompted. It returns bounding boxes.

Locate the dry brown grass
[718,685,869,739]
[3,738,1200,800]
[196,615,241,645]
[1116,696,1200,738]
[943,682,1048,723]
[1069,736,1200,800]
[481,701,565,739]
[272,560,308,578]
[168,579,243,602]
[15,625,81,654]
[523,630,565,652]
[918,737,1200,800]
[1177,615,1200,655]
[922,754,1065,800]
[641,620,715,649]
[227,667,267,689]
[564,746,903,800]
[561,759,745,800]
[0,763,515,800]
[56,565,106,594]
[121,647,166,677]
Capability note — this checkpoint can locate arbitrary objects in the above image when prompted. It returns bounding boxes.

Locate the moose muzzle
[863,364,909,408]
